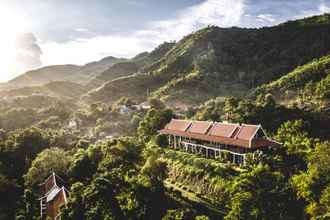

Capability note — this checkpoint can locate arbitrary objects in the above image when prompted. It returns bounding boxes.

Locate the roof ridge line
[184,121,192,132]
[241,123,260,127]
[233,125,244,139]
[44,184,60,197]
[205,122,214,135]
[172,119,189,121]
[219,122,240,126]
[228,125,240,138]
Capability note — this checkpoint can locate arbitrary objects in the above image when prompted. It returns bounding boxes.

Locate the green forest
[1,13,330,220]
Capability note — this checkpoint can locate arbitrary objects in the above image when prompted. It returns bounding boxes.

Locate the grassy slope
[255,55,330,109]
[86,62,139,88]
[83,74,164,103]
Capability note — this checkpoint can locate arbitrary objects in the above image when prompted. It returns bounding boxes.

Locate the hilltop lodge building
[159,119,279,165]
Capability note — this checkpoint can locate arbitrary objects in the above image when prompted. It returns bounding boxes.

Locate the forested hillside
[85,14,330,105]
[255,55,330,111]
[86,62,139,88]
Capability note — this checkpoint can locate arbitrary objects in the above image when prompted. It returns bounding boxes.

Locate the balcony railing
[180,141,246,157]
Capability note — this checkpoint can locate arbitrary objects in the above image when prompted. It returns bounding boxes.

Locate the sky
[0,0,329,82]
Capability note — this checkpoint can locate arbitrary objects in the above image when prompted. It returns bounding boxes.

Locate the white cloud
[40,0,246,66]
[140,0,246,42]
[293,1,330,20]
[74,28,89,32]
[14,33,42,72]
[256,14,276,23]
[41,35,147,65]
[319,3,330,13]
[0,6,33,81]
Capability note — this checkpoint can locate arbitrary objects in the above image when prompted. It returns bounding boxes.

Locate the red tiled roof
[46,187,67,220]
[160,119,279,149]
[230,127,240,138]
[187,121,213,134]
[41,174,57,195]
[236,124,259,140]
[208,123,238,137]
[159,129,250,148]
[166,119,191,132]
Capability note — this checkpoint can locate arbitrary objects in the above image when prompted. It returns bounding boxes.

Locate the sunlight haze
[0,0,329,82]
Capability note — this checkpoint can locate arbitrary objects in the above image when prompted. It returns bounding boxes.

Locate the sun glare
[0,6,28,82]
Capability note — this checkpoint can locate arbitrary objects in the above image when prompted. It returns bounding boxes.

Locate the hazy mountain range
[1,13,330,108]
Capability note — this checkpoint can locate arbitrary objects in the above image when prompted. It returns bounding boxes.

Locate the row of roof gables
[165,119,264,140]
[160,119,279,149]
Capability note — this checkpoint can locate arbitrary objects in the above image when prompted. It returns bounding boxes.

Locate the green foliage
[115,96,136,107]
[292,142,330,219]
[0,108,38,130]
[69,147,100,182]
[0,128,78,219]
[225,165,300,220]
[283,13,330,27]
[142,155,168,183]
[255,55,330,110]
[138,108,173,142]
[162,149,236,208]
[87,61,139,88]
[258,55,330,93]
[195,95,315,135]
[313,73,330,102]
[130,41,176,72]
[316,186,330,219]
[0,174,19,220]
[84,73,162,104]
[162,208,195,220]
[24,148,71,187]
[62,138,170,220]
[275,120,313,156]
[149,98,166,109]
[23,189,35,220]
[155,134,169,148]
[0,97,74,131]
[194,97,225,121]
[0,127,50,178]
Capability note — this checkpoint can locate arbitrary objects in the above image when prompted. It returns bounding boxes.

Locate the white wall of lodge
[168,135,247,165]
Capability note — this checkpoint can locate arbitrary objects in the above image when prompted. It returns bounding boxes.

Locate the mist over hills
[2,56,127,89]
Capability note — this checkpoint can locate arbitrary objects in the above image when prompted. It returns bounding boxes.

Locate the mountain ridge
[1,56,127,90]
[84,13,330,105]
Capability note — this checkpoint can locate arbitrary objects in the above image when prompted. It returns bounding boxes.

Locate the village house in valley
[159,119,280,165]
[38,173,68,220]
